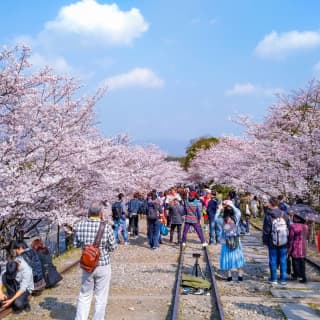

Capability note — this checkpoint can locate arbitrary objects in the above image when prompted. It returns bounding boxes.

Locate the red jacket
[288,223,308,258]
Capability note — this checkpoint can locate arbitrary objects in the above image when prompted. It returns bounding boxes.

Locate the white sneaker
[182,243,186,247]
[202,242,208,247]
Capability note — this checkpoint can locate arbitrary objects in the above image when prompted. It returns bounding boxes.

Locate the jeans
[208,217,221,243]
[75,264,111,320]
[269,245,287,282]
[113,219,129,243]
[240,218,249,233]
[148,219,160,248]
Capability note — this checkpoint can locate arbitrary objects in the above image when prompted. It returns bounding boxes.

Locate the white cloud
[225,82,283,97]
[29,52,95,81]
[255,30,320,59]
[30,53,74,75]
[103,68,164,91]
[44,0,148,46]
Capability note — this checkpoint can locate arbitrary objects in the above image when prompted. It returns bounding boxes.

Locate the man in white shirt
[0,257,34,312]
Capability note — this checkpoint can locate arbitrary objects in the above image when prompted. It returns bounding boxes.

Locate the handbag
[44,264,63,288]
[225,235,240,249]
[80,221,106,273]
[160,223,169,236]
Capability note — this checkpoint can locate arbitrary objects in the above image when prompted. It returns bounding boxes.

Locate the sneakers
[279,281,287,285]
[227,276,232,282]
[202,242,208,247]
[124,242,130,245]
[269,280,278,285]
[194,288,205,295]
[182,243,186,247]
[238,276,243,281]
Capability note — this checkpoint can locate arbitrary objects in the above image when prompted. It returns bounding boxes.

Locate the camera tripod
[192,253,205,278]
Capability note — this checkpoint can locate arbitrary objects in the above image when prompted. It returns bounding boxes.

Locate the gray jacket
[168,204,184,224]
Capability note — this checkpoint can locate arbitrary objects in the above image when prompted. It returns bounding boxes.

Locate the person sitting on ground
[31,239,62,288]
[215,200,245,281]
[288,212,309,283]
[0,258,34,312]
[13,240,45,291]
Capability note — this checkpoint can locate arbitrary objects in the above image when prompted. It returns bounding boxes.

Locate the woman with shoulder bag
[215,200,245,281]
[31,239,63,288]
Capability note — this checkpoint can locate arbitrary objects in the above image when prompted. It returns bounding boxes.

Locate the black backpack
[112,201,122,220]
[21,249,44,282]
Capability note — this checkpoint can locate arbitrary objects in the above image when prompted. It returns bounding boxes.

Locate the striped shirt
[73,218,117,266]
[184,201,201,223]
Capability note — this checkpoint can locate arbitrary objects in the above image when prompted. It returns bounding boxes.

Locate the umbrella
[289,204,320,224]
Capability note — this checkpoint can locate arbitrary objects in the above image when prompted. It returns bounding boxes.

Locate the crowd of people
[106,187,308,287]
[0,185,311,319]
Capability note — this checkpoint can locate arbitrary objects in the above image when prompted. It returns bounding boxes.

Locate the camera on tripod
[192,252,204,278]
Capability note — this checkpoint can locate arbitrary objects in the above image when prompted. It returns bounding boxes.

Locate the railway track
[1,219,319,319]
[170,243,224,320]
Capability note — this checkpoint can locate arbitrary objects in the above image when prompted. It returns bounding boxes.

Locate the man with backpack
[112,193,129,245]
[263,197,290,285]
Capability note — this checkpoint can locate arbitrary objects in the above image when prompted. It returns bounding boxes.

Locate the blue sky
[1,0,320,155]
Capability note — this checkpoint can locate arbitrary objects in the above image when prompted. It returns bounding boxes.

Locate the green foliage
[182,136,219,170]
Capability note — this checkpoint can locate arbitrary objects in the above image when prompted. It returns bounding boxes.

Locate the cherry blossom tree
[189,81,320,207]
[0,46,186,243]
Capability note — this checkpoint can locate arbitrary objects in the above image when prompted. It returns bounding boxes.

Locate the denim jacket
[127,198,142,215]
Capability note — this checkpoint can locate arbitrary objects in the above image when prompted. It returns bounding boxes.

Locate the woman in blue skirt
[215,200,245,281]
